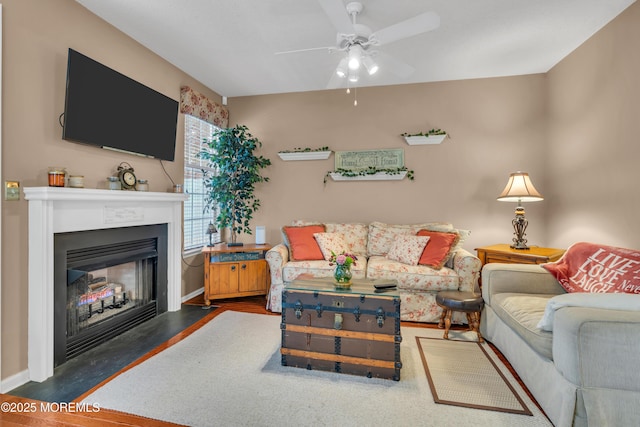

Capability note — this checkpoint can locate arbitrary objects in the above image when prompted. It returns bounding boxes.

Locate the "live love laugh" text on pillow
[542,242,640,294]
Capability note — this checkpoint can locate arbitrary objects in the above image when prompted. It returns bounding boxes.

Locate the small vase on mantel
[333,264,353,289]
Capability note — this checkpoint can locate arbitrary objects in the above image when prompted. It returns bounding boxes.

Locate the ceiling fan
[276,0,440,88]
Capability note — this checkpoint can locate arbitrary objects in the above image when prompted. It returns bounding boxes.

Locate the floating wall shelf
[328,171,408,181]
[278,151,332,161]
[403,134,447,145]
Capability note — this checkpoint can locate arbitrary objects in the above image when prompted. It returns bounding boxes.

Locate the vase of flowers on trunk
[329,251,357,289]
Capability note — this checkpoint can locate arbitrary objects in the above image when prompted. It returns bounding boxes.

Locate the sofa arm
[265,243,289,286]
[452,248,481,293]
[481,263,564,306]
[553,306,640,392]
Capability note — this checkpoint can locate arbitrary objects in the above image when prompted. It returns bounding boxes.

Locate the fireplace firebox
[54,224,167,366]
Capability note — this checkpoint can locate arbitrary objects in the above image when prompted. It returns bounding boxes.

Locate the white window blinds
[183,115,219,250]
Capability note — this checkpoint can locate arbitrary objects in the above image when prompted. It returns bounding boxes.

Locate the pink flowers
[329,251,357,267]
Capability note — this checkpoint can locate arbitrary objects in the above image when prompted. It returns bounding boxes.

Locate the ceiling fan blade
[370,12,440,46]
[375,51,415,79]
[318,0,355,35]
[275,46,334,55]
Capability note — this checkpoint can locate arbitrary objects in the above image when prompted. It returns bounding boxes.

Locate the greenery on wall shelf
[400,128,447,137]
[324,167,414,183]
[200,124,271,245]
[278,146,330,153]
[278,146,332,161]
[401,128,448,145]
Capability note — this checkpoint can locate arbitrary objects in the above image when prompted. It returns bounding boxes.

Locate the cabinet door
[209,262,240,295]
[238,261,267,293]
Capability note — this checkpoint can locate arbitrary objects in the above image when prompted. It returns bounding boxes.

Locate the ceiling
[75,0,635,98]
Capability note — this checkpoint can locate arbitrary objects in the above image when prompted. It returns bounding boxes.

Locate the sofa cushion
[292,220,368,256]
[366,255,459,292]
[542,242,640,294]
[313,232,349,261]
[387,235,430,266]
[491,293,555,359]
[416,229,460,269]
[367,221,453,256]
[282,225,325,261]
[282,259,367,283]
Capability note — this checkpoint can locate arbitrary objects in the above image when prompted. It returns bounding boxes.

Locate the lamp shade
[348,45,363,70]
[335,57,348,78]
[362,55,379,75]
[497,172,543,202]
[206,222,218,235]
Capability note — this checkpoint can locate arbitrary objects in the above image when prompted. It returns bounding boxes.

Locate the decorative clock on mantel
[116,162,137,190]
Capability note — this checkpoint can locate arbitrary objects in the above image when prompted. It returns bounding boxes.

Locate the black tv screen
[62,48,178,161]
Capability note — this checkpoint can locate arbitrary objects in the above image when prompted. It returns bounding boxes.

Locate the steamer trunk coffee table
[281,277,402,381]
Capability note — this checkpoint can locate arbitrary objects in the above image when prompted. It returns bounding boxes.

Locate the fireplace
[54,225,167,366]
[25,187,187,382]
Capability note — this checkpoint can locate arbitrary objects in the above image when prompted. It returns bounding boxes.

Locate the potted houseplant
[200,124,271,246]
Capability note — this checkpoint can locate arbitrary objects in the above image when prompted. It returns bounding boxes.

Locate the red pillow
[282,225,326,261]
[416,230,460,269]
[542,242,640,293]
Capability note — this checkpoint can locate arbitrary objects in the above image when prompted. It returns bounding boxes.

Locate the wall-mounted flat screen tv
[62,48,178,161]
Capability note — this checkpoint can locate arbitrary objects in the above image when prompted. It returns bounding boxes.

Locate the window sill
[183,247,204,258]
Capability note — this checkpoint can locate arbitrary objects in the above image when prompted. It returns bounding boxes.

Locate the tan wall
[546,1,640,249]
[2,0,638,384]
[1,0,216,379]
[228,76,549,251]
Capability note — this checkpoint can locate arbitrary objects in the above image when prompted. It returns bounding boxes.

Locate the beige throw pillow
[386,235,431,266]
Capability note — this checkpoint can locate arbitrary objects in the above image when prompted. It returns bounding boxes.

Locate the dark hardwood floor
[1,294,543,425]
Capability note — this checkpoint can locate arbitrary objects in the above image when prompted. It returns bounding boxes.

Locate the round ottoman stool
[436,291,484,342]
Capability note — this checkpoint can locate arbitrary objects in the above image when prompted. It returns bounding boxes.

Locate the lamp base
[510,242,530,250]
[510,206,530,250]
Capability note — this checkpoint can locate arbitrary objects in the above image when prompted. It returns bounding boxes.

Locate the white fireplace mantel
[24,187,188,382]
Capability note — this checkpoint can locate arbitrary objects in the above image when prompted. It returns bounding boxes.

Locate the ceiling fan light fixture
[362,55,379,75]
[348,45,363,70]
[335,57,348,78]
[348,68,359,83]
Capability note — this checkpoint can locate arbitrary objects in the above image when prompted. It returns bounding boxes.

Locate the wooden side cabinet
[476,244,565,267]
[202,243,272,305]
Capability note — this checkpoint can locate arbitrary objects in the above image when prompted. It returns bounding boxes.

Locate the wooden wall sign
[334,149,404,171]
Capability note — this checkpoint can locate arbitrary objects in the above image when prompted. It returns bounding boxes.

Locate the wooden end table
[202,243,271,305]
[476,244,565,267]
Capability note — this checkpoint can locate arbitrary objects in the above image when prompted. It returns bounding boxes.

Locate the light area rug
[83,311,551,427]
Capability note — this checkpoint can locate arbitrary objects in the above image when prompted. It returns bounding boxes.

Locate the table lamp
[497,172,543,250]
[206,222,219,247]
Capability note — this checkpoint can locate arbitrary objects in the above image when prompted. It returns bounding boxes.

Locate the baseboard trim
[1,369,30,393]
[182,287,204,303]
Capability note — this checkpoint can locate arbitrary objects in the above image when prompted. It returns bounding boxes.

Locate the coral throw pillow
[282,225,325,261]
[416,230,461,269]
[313,232,349,261]
[386,235,430,266]
[542,242,640,294]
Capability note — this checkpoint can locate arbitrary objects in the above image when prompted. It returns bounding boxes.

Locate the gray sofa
[480,263,640,427]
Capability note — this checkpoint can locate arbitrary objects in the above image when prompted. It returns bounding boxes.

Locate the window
[183,115,219,251]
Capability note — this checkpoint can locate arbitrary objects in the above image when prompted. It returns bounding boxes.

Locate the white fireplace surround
[24,187,188,382]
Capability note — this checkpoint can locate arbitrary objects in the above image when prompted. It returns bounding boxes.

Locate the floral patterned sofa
[265,220,481,323]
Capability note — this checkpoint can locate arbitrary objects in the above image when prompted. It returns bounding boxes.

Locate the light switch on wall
[5,181,20,201]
